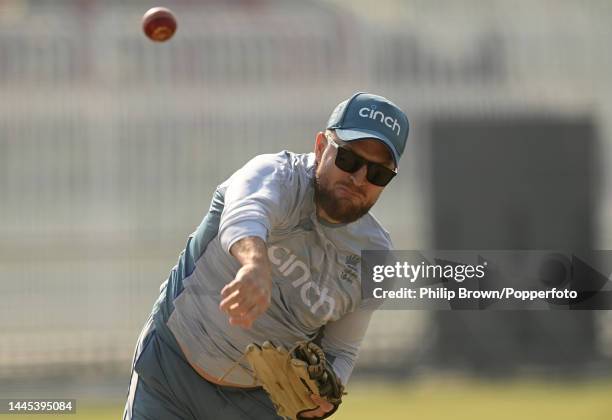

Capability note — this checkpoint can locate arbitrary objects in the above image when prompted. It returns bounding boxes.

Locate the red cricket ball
[142,7,177,42]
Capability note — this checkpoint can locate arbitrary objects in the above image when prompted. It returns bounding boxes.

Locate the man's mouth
[336,184,363,200]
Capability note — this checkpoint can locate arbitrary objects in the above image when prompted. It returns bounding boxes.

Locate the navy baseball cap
[326,92,409,167]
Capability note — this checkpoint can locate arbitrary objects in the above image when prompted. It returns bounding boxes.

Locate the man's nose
[349,164,368,186]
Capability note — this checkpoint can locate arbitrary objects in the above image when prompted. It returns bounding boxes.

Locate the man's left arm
[318,306,374,386]
[299,307,373,419]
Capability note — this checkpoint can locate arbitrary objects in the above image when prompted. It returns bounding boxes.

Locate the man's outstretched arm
[219,236,272,329]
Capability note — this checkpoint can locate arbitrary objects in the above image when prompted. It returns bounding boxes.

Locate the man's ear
[314,131,327,164]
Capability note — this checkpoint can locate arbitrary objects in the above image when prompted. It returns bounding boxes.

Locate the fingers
[220,281,239,299]
[225,301,269,329]
[219,268,271,329]
[300,408,327,418]
[228,302,261,329]
[219,283,270,316]
[300,409,326,418]
[310,395,333,411]
[219,286,241,312]
[299,395,333,418]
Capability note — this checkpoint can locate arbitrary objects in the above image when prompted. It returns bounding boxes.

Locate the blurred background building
[1,0,611,404]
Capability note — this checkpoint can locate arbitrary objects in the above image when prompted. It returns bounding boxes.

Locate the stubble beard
[313,172,373,224]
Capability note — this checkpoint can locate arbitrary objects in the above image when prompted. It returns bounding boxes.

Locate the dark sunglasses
[326,135,397,187]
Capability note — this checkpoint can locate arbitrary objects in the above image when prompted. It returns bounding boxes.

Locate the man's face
[314,130,395,224]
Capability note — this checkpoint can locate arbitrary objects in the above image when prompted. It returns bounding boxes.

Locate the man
[123,92,409,420]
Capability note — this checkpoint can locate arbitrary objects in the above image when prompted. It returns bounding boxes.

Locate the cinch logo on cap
[358,106,402,136]
[326,92,410,167]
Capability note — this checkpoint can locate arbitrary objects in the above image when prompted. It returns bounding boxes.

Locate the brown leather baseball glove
[245,341,345,420]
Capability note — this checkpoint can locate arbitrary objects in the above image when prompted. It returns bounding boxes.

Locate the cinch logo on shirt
[359,106,401,136]
[268,245,335,321]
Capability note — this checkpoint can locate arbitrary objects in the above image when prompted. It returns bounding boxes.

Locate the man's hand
[219,236,272,329]
[299,394,334,419]
[220,263,271,328]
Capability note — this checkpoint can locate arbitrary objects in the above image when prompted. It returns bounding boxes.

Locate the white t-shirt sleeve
[319,307,374,386]
[218,153,295,254]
